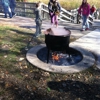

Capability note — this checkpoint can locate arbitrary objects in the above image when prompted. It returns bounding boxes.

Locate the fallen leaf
[19,58,24,61]
[78,76,80,79]
[4,55,7,58]
[24,66,27,69]
[25,74,28,77]
[85,77,88,81]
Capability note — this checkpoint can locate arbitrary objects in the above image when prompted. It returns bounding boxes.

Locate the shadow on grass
[19,25,44,30]
[9,28,44,43]
[10,29,33,36]
[0,81,57,100]
[47,79,100,100]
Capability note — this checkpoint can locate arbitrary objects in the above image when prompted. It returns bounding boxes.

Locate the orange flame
[52,53,59,61]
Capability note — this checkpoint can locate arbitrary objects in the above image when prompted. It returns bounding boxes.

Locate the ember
[52,52,59,61]
[37,47,83,66]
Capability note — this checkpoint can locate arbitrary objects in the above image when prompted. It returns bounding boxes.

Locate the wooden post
[24,3,26,17]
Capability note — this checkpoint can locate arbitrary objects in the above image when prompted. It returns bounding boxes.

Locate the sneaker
[10,16,12,18]
[85,28,89,31]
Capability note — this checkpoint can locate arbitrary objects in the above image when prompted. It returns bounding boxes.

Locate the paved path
[0,15,100,69]
[93,20,100,27]
[71,29,100,69]
[0,16,95,39]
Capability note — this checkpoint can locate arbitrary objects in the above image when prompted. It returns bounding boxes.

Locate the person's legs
[11,7,16,16]
[49,12,54,24]
[35,21,39,36]
[81,16,89,31]
[85,18,89,29]
[3,7,8,18]
[82,15,87,30]
[55,15,58,27]
[7,7,12,18]
[81,15,89,31]
[52,14,55,26]
[39,21,42,34]
[35,20,42,37]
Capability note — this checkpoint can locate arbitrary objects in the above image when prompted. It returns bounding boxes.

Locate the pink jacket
[78,3,90,16]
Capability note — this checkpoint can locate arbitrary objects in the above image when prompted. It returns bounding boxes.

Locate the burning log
[52,53,59,61]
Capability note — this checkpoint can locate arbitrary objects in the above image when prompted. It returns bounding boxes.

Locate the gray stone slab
[26,44,95,74]
[92,20,100,27]
[71,29,100,69]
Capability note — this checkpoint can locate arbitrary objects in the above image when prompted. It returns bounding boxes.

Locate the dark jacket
[48,1,61,13]
[52,4,59,13]
[48,2,53,13]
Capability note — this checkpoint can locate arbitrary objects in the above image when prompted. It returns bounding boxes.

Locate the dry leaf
[4,55,7,58]
[19,58,24,61]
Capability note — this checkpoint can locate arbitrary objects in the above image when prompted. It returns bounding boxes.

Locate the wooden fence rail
[0,1,99,24]
[0,2,36,18]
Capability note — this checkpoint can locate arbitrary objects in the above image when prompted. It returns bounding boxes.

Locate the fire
[52,52,59,61]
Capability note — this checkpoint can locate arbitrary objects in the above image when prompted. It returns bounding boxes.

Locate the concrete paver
[71,29,100,69]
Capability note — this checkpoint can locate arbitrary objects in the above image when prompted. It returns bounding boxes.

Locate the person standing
[78,0,90,31]
[48,0,61,27]
[90,5,96,16]
[34,2,42,37]
[9,0,16,17]
[52,1,60,27]
[1,0,12,18]
[48,1,54,24]
[50,0,61,11]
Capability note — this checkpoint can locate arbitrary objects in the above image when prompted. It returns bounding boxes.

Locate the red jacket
[78,3,90,16]
[90,7,96,13]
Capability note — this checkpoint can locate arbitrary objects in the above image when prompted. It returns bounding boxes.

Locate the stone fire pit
[26,44,95,73]
[26,28,95,73]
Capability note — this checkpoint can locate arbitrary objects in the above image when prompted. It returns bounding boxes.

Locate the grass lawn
[0,24,100,100]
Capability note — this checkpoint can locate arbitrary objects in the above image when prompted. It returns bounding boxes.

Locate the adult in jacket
[48,0,61,25]
[78,0,90,31]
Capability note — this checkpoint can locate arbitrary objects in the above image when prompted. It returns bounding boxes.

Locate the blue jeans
[10,6,16,16]
[35,19,42,36]
[82,15,89,30]
[3,6,12,18]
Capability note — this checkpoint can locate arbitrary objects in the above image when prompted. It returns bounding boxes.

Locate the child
[34,2,42,37]
[90,5,96,17]
[52,1,60,27]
